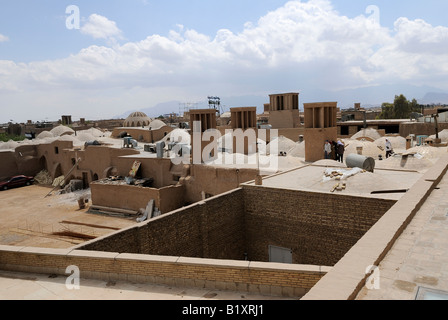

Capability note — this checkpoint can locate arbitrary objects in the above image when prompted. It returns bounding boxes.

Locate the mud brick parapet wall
[78,187,396,267]
[0,245,331,298]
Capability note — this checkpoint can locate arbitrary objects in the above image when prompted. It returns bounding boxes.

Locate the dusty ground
[0,185,137,249]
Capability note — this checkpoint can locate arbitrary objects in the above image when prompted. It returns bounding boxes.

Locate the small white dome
[149,119,167,130]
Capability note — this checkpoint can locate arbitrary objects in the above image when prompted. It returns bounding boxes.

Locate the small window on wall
[269,245,293,264]
[55,147,59,154]
[71,158,76,165]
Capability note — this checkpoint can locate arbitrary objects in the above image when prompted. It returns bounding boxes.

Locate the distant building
[61,115,72,126]
[267,93,302,129]
[340,103,381,122]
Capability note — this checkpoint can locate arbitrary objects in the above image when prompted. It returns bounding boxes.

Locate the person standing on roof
[324,140,332,159]
[385,139,393,158]
[332,141,337,160]
[337,140,345,163]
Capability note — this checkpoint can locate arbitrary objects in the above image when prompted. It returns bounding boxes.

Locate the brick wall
[81,189,246,261]
[0,245,330,298]
[243,186,396,266]
[400,122,448,138]
[90,182,185,214]
[81,185,395,267]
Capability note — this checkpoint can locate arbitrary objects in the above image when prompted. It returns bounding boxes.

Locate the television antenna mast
[208,96,223,116]
[179,102,199,117]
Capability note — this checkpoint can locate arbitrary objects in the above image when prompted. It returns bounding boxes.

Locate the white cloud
[80,14,123,41]
[393,18,448,54]
[0,34,9,42]
[364,17,448,85]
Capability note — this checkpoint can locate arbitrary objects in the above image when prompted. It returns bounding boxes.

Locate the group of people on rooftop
[324,138,394,163]
[324,140,345,163]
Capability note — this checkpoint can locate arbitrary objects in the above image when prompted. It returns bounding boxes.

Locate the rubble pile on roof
[34,170,53,185]
[52,176,66,187]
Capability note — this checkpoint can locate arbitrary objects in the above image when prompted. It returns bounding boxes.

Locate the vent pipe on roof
[346,154,375,173]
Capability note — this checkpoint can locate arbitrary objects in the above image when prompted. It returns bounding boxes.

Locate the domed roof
[351,128,382,142]
[149,119,167,130]
[50,125,75,137]
[129,112,148,118]
[123,111,151,127]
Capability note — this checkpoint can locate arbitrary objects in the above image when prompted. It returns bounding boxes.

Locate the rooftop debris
[137,199,154,223]
[323,168,365,182]
[51,230,96,240]
[324,168,366,193]
[34,170,53,185]
[52,175,65,187]
[96,176,154,188]
[60,220,120,230]
[128,161,141,178]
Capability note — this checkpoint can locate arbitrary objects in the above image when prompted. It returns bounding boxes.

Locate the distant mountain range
[418,92,448,105]
[114,85,448,119]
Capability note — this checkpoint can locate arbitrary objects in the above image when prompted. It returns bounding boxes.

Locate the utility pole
[433,113,440,140]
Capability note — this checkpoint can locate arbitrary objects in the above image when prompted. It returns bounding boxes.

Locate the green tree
[393,94,410,119]
[0,133,26,142]
[409,98,421,113]
[377,95,420,119]
[378,103,395,119]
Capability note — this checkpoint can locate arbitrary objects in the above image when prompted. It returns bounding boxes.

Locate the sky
[1,0,448,123]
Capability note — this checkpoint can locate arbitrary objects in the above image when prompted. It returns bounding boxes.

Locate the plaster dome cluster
[123,112,152,127]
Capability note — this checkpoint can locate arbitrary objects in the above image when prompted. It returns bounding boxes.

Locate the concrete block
[68,250,119,260]
[194,279,206,289]
[174,277,185,288]
[281,286,295,298]
[259,284,271,296]
[116,253,178,264]
[270,286,283,297]
[247,283,260,294]
[204,280,216,290]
